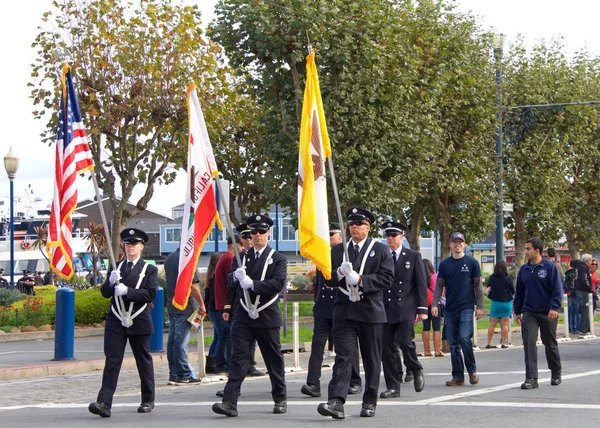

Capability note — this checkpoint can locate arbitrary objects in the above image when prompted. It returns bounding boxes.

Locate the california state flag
[172,84,221,310]
[298,51,332,279]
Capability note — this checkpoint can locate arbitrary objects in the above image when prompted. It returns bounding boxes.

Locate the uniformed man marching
[88,228,158,418]
[301,223,362,398]
[317,207,394,419]
[212,214,288,417]
[380,221,428,398]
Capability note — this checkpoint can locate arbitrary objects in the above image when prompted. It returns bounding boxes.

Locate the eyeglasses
[386,232,402,238]
[250,228,269,235]
[241,233,252,240]
[329,232,340,237]
[592,263,598,266]
[349,221,367,227]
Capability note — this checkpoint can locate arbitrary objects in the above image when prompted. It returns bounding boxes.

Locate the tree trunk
[431,192,454,260]
[565,231,580,260]
[513,209,527,270]
[406,208,423,252]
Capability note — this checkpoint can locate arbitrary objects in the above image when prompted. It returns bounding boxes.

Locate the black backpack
[564,268,577,294]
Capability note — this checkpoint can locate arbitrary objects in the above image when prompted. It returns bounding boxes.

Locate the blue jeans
[216,310,231,371]
[568,295,580,332]
[576,291,591,333]
[444,309,476,380]
[167,313,193,380]
[207,310,221,359]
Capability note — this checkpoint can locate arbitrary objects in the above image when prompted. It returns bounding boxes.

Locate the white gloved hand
[239,276,254,290]
[114,284,128,297]
[109,270,121,285]
[345,270,360,286]
[340,262,353,276]
[234,267,247,282]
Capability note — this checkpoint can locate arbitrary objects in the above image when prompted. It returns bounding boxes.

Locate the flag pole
[213,175,253,309]
[306,35,350,262]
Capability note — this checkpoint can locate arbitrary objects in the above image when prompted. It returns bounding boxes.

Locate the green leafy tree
[30,0,229,257]
[84,221,109,289]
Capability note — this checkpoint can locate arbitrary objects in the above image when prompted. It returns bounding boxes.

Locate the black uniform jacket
[229,245,287,329]
[384,246,428,323]
[101,260,158,335]
[325,238,394,324]
[313,270,336,320]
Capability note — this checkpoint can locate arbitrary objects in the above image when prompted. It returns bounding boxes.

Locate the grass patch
[190,326,315,346]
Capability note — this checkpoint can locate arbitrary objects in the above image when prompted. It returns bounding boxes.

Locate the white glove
[239,276,254,290]
[114,284,128,297]
[234,267,247,282]
[340,262,353,276]
[109,270,121,285]
[345,270,360,286]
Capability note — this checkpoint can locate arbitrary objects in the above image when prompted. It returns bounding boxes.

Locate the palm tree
[32,225,50,265]
[84,221,109,289]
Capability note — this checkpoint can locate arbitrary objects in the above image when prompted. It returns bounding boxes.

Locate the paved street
[1,333,599,427]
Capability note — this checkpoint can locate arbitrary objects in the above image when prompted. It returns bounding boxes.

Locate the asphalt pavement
[1,323,600,427]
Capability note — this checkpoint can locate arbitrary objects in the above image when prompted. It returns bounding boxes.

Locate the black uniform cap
[346,207,375,224]
[246,214,273,228]
[120,228,149,244]
[236,223,251,234]
[383,220,407,234]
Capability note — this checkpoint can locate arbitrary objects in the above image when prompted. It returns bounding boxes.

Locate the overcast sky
[1,0,599,219]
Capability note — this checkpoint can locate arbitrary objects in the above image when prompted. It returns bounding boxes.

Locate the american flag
[46,65,94,280]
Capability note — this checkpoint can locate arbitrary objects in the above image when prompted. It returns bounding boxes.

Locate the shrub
[19,296,54,327]
[0,288,26,307]
[74,287,111,325]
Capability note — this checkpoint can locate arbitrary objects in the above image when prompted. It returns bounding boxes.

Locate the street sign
[481,255,495,264]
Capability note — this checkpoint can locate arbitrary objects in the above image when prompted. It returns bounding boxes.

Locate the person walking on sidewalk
[432,232,484,387]
[301,222,362,398]
[422,258,444,357]
[89,228,158,418]
[485,260,515,349]
[165,247,206,385]
[514,237,563,390]
[379,220,428,399]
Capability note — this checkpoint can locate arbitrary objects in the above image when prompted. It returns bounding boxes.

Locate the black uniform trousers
[382,321,422,390]
[328,319,382,405]
[97,327,155,407]
[306,316,361,388]
[224,320,286,404]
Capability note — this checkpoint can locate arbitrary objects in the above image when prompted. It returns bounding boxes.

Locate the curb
[0,327,105,343]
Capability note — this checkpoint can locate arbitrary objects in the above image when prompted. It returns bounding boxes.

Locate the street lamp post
[493,32,506,263]
[4,147,19,290]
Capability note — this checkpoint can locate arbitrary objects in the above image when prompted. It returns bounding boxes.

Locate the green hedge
[74,288,111,325]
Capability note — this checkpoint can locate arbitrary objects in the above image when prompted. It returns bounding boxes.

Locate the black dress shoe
[212,401,238,417]
[273,401,287,414]
[88,402,111,418]
[404,372,414,383]
[216,390,241,397]
[301,384,321,397]
[413,369,425,392]
[137,402,154,413]
[379,389,400,398]
[360,403,376,417]
[317,399,345,419]
[348,384,362,394]
[521,379,538,390]
[247,368,266,377]
[551,377,562,386]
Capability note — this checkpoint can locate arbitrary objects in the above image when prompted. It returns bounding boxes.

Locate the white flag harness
[240,249,279,319]
[339,240,376,302]
[111,261,149,328]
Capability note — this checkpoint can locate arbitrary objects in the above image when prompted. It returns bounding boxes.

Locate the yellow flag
[298,51,332,280]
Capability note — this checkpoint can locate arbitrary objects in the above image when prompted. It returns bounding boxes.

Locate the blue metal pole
[9,179,15,289]
[275,204,279,251]
[53,287,75,360]
[150,286,165,352]
[495,45,505,262]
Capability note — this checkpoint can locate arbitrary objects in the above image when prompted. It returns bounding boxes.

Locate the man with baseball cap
[317,207,394,419]
[432,232,484,387]
[89,227,158,418]
[380,220,428,398]
[213,214,288,417]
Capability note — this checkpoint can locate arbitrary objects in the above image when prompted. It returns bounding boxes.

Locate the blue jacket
[514,258,563,314]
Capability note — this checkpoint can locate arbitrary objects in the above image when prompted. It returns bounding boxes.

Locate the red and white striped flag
[172,84,221,310]
[46,65,94,280]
